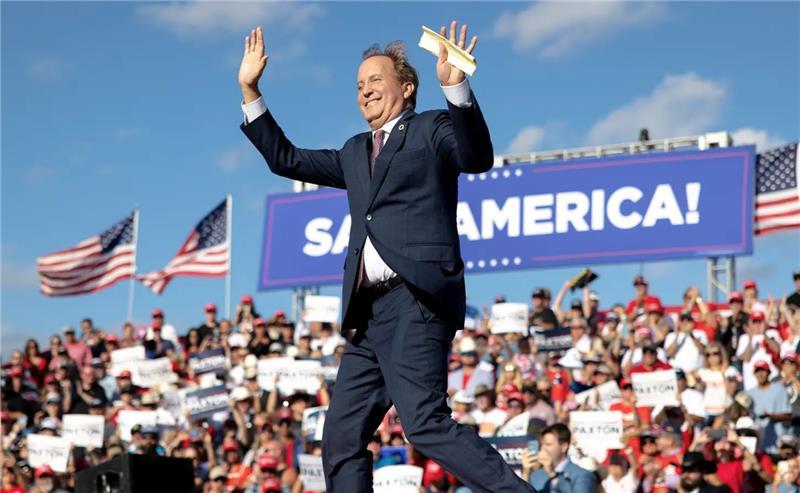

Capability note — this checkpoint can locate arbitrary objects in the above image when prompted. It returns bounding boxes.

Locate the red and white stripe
[138,232,229,295]
[755,189,800,236]
[37,239,135,297]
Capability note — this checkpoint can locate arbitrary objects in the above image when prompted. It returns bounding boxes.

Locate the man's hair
[542,423,571,445]
[362,41,419,109]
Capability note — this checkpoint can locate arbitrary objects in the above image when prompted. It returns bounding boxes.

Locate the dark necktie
[357,129,386,288]
[370,129,385,175]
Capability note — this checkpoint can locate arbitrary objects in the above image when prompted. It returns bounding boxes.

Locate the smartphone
[708,428,726,440]
[528,440,540,453]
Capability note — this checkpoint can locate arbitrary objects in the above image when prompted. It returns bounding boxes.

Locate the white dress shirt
[242,79,473,284]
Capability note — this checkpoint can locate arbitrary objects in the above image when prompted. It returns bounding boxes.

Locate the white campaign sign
[303,295,340,323]
[574,381,621,410]
[298,454,326,491]
[632,370,679,407]
[570,411,624,450]
[27,434,71,472]
[110,346,145,377]
[373,465,423,493]
[490,303,529,334]
[258,358,323,395]
[302,406,328,442]
[62,414,105,448]
[117,410,158,441]
[133,358,173,388]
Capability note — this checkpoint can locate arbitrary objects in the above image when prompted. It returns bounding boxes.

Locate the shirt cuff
[242,97,267,125]
[441,79,472,108]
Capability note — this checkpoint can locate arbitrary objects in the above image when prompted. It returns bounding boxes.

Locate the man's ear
[403,82,415,101]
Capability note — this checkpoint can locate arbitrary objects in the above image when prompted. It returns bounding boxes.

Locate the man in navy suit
[238,22,535,493]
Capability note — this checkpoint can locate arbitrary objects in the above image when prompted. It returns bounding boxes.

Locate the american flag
[38,211,137,297]
[755,142,800,235]
[139,198,230,294]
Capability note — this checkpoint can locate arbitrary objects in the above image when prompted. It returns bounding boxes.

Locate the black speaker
[75,453,194,493]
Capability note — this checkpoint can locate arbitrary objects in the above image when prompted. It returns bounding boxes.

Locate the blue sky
[2,1,799,356]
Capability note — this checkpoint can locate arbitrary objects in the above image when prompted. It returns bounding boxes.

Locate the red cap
[105,334,119,343]
[273,310,286,319]
[423,460,445,485]
[507,391,525,404]
[750,311,765,322]
[151,308,164,318]
[8,367,23,378]
[620,378,632,388]
[117,370,132,379]
[645,301,663,313]
[782,353,798,364]
[501,383,519,395]
[633,275,648,286]
[222,438,239,452]
[743,279,757,290]
[44,374,57,384]
[204,303,217,313]
[753,360,771,372]
[261,477,282,493]
[729,291,744,303]
[257,453,278,471]
[254,317,267,326]
[241,295,253,304]
[276,408,292,421]
[35,465,54,479]
[389,423,404,436]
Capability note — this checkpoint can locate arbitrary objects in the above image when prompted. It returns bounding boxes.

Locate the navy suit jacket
[241,92,493,331]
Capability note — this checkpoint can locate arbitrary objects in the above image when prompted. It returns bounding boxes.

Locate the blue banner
[183,385,229,421]
[187,349,227,376]
[259,146,754,290]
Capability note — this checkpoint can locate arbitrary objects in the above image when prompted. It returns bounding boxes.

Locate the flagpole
[127,207,140,322]
[224,194,233,320]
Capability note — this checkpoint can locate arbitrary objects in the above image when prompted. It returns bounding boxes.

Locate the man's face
[749,319,765,335]
[532,296,543,310]
[65,332,76,342]
[680,468,703,490]
[730,301,742,314]
[642,348,657,366]
[81,320,92,333]
[460,352,477,368]
[540,432,567,465]
[357,56,412,130]
[755,368,770,385]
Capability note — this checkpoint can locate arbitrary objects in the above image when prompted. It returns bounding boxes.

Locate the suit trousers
[321,281,536,493]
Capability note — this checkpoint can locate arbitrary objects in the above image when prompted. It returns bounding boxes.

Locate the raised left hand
[437,20,477,86]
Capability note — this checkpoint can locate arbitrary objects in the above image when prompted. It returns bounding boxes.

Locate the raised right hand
[239,27,268,90]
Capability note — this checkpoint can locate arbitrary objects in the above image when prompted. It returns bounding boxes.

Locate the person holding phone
[521,423,596,493]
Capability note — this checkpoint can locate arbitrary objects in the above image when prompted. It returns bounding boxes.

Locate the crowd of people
[2,270,800,493]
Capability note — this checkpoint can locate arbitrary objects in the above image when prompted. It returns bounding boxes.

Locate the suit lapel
[367,110,415,209]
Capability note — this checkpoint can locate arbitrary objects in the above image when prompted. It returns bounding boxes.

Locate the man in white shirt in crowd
[664,311,707,373]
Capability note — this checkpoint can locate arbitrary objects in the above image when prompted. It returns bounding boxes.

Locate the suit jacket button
[366,214,372,221]
[354,248,360,255]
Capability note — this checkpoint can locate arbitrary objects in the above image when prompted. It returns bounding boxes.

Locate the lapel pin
[398,124,405,131]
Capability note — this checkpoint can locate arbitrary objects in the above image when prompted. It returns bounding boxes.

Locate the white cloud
[730,128,786,151]
[587,73,726,145]
[2,262,39,289]
[507,126,546,153]
[493,1,665,58]
[29,58,69,81]
[23,164,59,184]
[216,146,251,173]
[138,1,323,37]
